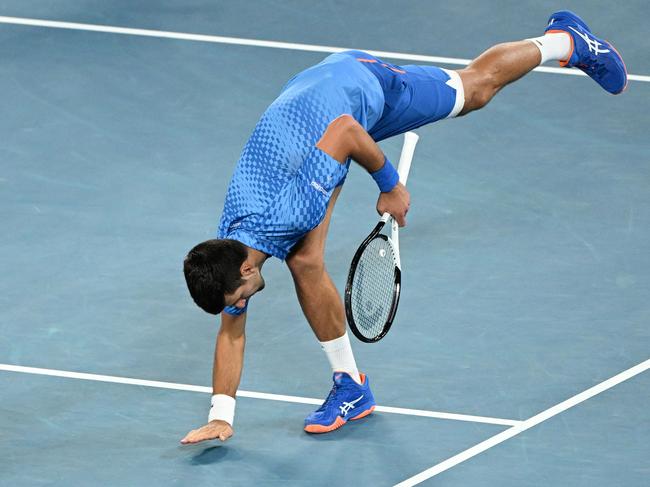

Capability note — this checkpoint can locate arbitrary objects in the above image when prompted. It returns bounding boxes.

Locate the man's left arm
[316,115,410,226]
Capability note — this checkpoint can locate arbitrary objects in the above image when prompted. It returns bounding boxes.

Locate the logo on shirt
[310,180,329,197]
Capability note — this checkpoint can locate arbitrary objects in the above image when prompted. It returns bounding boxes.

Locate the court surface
[1,1,649,485]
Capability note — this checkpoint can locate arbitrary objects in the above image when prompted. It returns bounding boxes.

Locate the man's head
[183,239,265,315]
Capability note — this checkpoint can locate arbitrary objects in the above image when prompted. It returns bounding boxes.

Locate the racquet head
[344,232,401,343]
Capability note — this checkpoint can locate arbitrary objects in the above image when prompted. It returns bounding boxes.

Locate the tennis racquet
[344,131,419,343]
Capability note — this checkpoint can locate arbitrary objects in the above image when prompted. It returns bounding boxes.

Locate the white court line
[0,15,649,83]
[0,363,520,427]
[394,358,650,486]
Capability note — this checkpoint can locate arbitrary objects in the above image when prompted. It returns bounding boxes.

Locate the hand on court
[377,182,410,226]
[180,420,233,444]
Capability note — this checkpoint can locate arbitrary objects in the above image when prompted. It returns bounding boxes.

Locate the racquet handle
[397,131,418,186]
[380,132,419,225]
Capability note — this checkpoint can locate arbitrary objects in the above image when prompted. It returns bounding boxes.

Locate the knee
[286,252,325,281]
[459,69,499,112]
[471,84,497,110]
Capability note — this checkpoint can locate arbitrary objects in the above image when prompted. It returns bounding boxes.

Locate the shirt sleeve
[222,300,249,316]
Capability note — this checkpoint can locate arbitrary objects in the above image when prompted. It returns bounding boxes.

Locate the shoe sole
[304,405,376,434]
[607,41,629,94]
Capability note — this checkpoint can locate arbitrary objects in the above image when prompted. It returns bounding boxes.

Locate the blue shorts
[342,51,464,141]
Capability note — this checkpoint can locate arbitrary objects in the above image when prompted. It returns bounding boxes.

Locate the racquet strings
[349,236,398,339]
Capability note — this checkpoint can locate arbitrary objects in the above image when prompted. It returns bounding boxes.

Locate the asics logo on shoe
[547,18,555,27]
[339,394,364,416]
[568,26,611,55]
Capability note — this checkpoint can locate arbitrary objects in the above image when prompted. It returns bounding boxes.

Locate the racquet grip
[397,131,418,186]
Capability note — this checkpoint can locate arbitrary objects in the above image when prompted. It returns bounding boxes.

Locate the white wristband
[208,394,236,426]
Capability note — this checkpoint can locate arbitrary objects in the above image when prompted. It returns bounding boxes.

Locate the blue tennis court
[1,1,648,485]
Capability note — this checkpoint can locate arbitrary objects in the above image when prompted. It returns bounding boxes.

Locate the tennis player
[180,11,627,443]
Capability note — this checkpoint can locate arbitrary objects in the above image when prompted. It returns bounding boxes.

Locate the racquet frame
[345,131,419,342]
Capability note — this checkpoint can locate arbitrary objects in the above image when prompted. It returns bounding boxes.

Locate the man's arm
[180,312,246,444]
[316,115,410,226]
[212,311,246,397]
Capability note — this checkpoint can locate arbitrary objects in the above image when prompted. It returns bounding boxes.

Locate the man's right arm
[212,311,246,397]
[180,312,246,444]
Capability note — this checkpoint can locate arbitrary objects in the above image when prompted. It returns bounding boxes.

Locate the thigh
[369,65,461,141]
[287,186,342,263]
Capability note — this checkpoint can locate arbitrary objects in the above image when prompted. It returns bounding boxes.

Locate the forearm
[317,115,401,195]
[346,125,386,173]
[212,312,246,397]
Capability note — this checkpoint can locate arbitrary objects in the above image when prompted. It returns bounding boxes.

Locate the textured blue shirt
[218,52,384,259]
[217,52,385,315]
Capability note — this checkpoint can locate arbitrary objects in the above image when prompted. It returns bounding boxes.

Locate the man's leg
[286,186,346,342]
[286,186,360,383]
[287,186,376,433]
[457,11,628,115]
[457,40,544,115]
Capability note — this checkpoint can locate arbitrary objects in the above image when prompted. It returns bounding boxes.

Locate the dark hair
[183,239,248,315]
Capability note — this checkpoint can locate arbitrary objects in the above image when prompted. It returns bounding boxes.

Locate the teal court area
[1,1,648,485]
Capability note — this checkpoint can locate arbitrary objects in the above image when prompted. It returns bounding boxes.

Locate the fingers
[180,428,213,444]
[377,186,410,218]
[376,204,408,226]
[180,423,233,445]
[220,425,234,442]
[180,430,202,444]
[400,205,409,227]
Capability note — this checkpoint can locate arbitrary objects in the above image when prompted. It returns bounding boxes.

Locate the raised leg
[457,40,542,115]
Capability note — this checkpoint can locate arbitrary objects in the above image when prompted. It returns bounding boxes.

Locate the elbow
[329,114,357,131]
[316,114,360,161]
[331,115,361,144]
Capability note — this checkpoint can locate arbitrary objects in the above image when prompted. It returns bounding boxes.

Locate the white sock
[319,332,361,384]
[527,32,572,65]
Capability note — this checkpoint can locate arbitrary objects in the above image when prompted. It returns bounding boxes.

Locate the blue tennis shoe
[545,10,627,94]
[304,372,376,433]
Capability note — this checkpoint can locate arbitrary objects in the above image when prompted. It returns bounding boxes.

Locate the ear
[240,259,255,277]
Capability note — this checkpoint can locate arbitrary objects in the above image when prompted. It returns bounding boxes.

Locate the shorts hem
[441,69,465,118]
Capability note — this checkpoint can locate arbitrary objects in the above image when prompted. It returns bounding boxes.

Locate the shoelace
[316,384,338,411]
[315,383,346,412]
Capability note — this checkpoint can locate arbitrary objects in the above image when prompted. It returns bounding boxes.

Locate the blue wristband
[370,157,399,193]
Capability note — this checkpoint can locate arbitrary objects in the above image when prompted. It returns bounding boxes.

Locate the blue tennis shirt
[217,52,384,260]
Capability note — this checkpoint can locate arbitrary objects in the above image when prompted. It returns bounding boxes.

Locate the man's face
[224,270,265,309]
